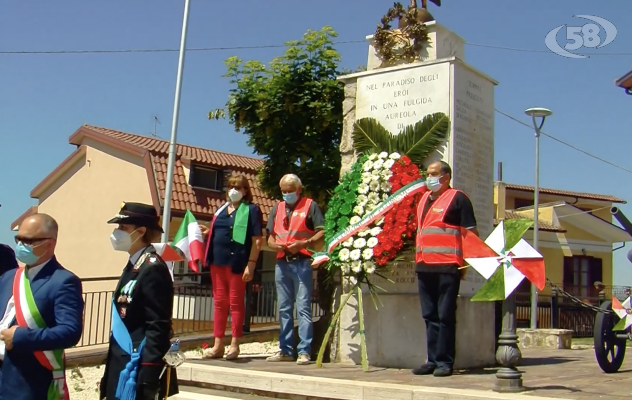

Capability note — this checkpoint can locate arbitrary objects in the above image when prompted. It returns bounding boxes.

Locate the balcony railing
[76,271,326,348]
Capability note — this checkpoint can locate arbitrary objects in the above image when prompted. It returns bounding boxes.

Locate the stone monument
[335,4,498,370]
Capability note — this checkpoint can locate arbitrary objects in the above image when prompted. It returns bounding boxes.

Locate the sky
[2,1,632,285]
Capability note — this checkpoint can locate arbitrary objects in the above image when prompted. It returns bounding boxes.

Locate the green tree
[209,26,344,209]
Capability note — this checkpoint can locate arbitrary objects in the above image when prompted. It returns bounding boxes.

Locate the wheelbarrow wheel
[594,300,626,373]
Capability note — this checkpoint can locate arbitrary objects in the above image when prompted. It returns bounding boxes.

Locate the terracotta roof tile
[495,210,566,232]
[503,183,625,204]
[81,125,275,222]
[83,125,263,170]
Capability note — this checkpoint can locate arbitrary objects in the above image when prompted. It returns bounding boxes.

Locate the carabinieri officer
[100,202,178,400]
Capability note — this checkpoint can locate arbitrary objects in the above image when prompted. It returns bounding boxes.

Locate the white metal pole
[161,0,192,243]
[531,115,541,329]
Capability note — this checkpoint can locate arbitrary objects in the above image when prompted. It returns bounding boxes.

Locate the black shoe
[412,363,436,375]
[433,367,453,377]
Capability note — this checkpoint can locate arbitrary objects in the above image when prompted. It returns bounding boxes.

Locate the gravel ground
[66,340,279,400]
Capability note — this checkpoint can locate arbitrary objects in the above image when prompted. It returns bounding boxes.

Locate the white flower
[353,205,364,215]
[351,260,363,273]
[357,194,368,204]
[363,160,373,171]
[382,193,389,201]
[342,237,354,247]
[349,276,358,286]
[350,216,361,225]
[361,172,372,184]
[371,168,381,177]
[367,237,378,248]
[381,169,393,179]
[378,151,388,159]
[357,229,370,237]
[358,183,370,194]
[350,249,361,261]
[362,248,374,260]
[389,152,401,159]
[370,226,382,236]
[368,192,380,204]
[373,159,384,170]
[353,238,367,249]
[371,173,381,182]
[380,181,391,192]
[364,261,376,274]
[369,180,380,192]
[366,203,376,213]
[339,248,350,261]
[384,159,395,169]
[368,153,378,161]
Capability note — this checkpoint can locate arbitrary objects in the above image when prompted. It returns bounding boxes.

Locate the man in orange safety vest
[413,161,479,377]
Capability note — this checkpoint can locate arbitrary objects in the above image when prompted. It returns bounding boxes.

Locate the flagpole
[161,0,192,244]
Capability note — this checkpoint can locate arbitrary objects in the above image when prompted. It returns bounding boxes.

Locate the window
[514,198,534,209]
[563,256,602,299]
[189,165,220,191]
[173,259,201,285]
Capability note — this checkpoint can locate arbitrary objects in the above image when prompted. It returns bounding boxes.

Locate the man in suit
[0,213,84,400]
[100,202,178,400]
[0,244,17,277]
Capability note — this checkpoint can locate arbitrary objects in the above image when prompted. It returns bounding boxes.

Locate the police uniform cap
[107,202,164,232]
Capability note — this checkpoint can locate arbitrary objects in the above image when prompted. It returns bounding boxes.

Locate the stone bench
[517,328,573,349]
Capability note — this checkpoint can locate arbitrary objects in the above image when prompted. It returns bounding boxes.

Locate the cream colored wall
[37,139,153,293]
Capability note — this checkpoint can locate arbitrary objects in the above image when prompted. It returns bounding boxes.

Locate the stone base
[517,328,573,350]
[338,293,496,370]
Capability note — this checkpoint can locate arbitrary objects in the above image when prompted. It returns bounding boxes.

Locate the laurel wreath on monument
[373,2,430,66]
[312,112,450,370]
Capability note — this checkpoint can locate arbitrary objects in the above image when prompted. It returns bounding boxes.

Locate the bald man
[0,214,84,400]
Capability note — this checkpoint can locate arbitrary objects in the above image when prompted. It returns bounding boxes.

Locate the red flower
[201,342,209,349]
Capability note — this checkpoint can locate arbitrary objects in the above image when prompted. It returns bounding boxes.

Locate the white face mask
[228,188,243,202]
[110,228,139,252]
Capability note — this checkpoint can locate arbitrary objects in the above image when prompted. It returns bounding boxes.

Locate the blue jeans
[275,257,314,356]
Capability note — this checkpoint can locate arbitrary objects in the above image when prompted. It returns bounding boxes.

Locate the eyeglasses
[15,236,52,246]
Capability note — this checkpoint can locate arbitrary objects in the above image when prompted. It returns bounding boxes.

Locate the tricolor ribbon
[311,179,427,266]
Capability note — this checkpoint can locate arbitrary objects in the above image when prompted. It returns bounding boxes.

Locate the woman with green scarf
[203,174,263,360]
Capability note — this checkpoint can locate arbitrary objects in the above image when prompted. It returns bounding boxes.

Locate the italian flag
[173,209,205,273]
[152,243,184,262]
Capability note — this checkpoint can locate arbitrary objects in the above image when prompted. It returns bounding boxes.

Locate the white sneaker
[296,353,311,365]
[266,351,294,362]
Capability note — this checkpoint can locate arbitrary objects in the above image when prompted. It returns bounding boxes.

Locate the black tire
[594,301,626,373]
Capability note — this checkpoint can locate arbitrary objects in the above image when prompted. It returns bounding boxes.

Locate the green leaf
[503,219,534,251]
[352,117,393,155]
[397,112,450,166]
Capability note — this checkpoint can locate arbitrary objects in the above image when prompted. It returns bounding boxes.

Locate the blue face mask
[15,242,41,266]
[426,176,443,192]
[283,192,298,205]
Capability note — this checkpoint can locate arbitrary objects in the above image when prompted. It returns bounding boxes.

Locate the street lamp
[524,107,552,330]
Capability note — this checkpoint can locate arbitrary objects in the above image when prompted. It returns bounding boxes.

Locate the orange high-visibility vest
[273,197,316,258]
[415,188,465,266]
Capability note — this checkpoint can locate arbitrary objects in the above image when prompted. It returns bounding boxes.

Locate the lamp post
[524,107,552,329]
[160,0,192,243]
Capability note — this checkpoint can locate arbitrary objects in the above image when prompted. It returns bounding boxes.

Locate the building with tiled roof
[10,124,278,291]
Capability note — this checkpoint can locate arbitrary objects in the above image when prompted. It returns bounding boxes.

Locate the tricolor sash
[12,267,68,400]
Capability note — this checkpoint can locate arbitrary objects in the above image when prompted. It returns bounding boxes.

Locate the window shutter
[563,257,574,288]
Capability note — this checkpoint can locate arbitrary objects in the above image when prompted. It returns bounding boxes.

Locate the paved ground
[190,348,632,400]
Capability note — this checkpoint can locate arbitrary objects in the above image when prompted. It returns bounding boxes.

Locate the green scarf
[232,202,250,245]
